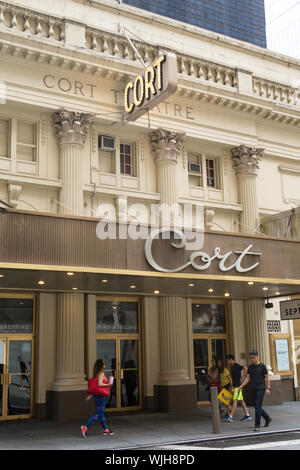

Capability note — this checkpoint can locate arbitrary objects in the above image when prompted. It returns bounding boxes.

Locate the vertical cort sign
[124,52,177,121]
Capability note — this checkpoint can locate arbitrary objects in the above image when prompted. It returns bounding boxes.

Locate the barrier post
[211,386,221,434]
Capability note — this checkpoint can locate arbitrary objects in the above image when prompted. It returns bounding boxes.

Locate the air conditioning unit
[98,135,116,152]
[188,162,202,174]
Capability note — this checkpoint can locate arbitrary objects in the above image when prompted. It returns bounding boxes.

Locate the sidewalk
[0,402,300,450]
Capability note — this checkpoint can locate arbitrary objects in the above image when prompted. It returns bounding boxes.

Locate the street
[153,431,300,451]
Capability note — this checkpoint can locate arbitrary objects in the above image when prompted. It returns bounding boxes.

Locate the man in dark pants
[239,349,272,432]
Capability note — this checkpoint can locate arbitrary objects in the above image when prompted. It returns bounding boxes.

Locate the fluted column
[52,293,86,391]
[158,297,190,385]
[244,299,271,368]
[231,145,264,234]
[150,128,185,226]
[53,109,93,216]
[231,145,272,371]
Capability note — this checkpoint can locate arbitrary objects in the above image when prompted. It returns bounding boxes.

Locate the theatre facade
[0,0,300,421]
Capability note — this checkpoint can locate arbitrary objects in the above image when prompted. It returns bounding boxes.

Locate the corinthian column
[53,109,93,216]
[150,128,185,225]
[231,145,272,373]
[231,145,264,234]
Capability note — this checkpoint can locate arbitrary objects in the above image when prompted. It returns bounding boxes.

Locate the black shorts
[222,383,231,391]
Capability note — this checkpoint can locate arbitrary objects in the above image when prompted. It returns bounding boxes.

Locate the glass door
[0,337,33,419]
[120,339,139,408]
[96,296,142,412]
[0,338,6,418]
[96,337,141,411]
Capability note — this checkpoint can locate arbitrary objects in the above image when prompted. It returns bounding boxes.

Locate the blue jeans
[252,389,270,427]
[86,396,107,431]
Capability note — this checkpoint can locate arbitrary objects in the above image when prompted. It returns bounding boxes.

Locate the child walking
[81,359,114,437]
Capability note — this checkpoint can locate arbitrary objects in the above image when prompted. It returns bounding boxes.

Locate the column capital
[150,128,185,163]
[53,108,94,146]
[231,145,264,176]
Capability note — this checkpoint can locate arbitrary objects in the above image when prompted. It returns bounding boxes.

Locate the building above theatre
[119,0,267,48]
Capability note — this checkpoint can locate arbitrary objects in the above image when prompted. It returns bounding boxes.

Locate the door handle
[0,374,3,385]
[121,369,124,380]
[8,374,12,385]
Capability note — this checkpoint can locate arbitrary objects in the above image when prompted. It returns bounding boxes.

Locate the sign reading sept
[124,52,177,121]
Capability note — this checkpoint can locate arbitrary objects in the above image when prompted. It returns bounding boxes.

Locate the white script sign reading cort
[124,52,177,121]
[144,228,262,274]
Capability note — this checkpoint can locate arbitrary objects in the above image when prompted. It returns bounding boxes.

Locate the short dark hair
[226,354,235,361]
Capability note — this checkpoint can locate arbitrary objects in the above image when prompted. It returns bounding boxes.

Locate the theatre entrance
[96,298,142,411]
[192,300,230,404]
[0,296,35,420]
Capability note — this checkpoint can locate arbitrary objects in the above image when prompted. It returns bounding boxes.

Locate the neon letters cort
[124,52,177,121]
[144,228,262,274]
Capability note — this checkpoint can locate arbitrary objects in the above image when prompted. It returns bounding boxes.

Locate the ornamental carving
[231,145,264,176]
[53,109,94,146]
[150,128,185,163]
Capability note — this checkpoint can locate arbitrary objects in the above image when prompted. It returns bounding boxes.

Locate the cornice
[1,4,300,127]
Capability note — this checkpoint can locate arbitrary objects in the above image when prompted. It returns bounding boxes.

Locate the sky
[265,0,300,58]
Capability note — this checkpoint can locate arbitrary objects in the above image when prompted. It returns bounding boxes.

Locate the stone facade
[0,0,299,419]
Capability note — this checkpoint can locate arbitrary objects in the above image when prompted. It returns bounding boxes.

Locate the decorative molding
[7,182,22,207]
[150,128,185,163]
[231,145,264,176]
[279,165,300,176]
[40,113,47,146]
[53,109,94,146]
[204,208,215,230]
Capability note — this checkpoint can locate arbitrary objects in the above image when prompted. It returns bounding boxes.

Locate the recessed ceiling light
[275,292,280,295]
[196,304,200,307]
[130,285,136,289]
[101,280,108,283]
[67,272,74,276]
[38,281,45,285]
[72,287,78,290]
[154,290,160,294]
[224,293,230,297]
[188,283,195,287]
[0,274,4,278]
[248,282,254,286]
[208,288,214,293]
[263,287,268,291]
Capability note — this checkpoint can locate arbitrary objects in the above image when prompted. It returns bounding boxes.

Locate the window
[98,136,137,177]
[120,143,136,176]
[17,121,37,162]
[188,152,203,187]
[206,158,218,188]
[0,119,9,158]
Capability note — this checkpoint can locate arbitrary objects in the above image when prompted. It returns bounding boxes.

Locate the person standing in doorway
[224,354,251,423]
[239,350,272,432]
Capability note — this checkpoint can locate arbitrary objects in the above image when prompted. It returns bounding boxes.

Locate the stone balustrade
[253,77,298,106]
[0,1,64,42]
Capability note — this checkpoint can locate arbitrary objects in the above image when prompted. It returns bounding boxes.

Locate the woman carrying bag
[81,359,114,438]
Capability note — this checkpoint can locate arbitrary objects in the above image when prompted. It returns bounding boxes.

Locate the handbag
[218,387,233,405]
[87,377,110,397]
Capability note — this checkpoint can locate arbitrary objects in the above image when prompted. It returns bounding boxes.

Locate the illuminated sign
[124,52,177,121]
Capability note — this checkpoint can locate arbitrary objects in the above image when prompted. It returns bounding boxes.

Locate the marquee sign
[124,52,177,121]
[144,228,262,274]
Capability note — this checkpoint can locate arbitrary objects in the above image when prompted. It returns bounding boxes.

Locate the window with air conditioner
[98,135,116,174]
[188,152,203,187]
